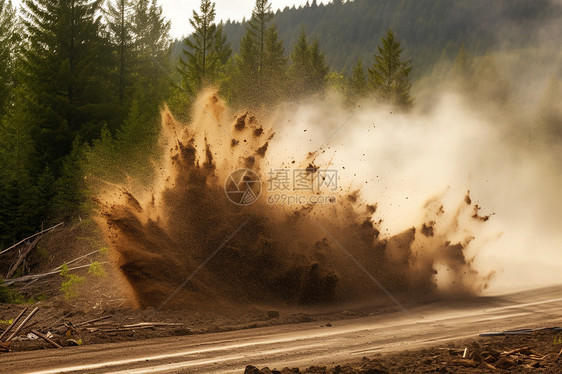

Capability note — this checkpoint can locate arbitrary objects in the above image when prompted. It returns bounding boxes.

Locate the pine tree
[129,0,170,112]
[349,60,368,99]
[289,30,311,96]
[261,26,288,105]
[368,30,413,109]
[213,23,232,68]
[229,0,280,107]
[131,0,170,60]
[106,0,132,103]
[0,0,18,115]
[289,30,328,98]
[231,31,259,105]
[179,0,219,95]
[21,0,112,168]
[308,40,329,93]
[246,0,273,79]
[0,92,44,245]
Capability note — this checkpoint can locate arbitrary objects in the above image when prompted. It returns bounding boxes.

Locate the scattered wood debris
[5,307,39,342]
[0,308,190,353]
[0,307,28,341]
[0,223,63,257]
[31,329,62,348]
[0,307,40,352]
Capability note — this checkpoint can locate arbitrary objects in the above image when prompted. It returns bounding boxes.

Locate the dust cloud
[94,90,496,309]
[95,9,562,308]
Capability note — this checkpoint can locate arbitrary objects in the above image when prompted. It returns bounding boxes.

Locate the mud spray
[93,90,502,310]
[93,2,562,312]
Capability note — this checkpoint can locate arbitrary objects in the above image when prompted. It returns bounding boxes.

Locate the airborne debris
[96,91,492,310]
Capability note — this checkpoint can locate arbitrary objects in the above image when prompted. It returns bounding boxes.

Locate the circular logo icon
[224,169,261,206]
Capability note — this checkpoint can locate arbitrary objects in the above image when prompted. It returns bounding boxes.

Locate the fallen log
[0,223,63,256]
[51,249,103,272]
[121,322,185,328]
[0,308,28,341]
[116,317,130,329]
[6,236,41,279]
[86,322,188,334]
[501,347,531,356]
[6,307,39,342]
[4,262,108,285]
[73,315,112,327]
[31,330,61,348]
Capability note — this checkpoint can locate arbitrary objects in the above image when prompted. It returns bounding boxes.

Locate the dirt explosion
[96,91,492,309]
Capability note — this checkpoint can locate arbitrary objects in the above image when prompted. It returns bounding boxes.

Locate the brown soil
[245,329,562,373]
[95,91,492,311]
[0,299,402,352]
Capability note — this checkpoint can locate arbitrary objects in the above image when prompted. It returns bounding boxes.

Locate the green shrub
[59,263,85,299]
[0,280,26,304]
[88,261,106,277]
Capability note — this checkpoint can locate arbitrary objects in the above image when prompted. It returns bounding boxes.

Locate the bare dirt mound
[96,91,492,309]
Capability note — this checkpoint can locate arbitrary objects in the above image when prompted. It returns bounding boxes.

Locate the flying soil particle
[422,222,436,237]
[253,127,264,137]
[256,142,269,157]
[235,113,247,131]
[95,91,493,309]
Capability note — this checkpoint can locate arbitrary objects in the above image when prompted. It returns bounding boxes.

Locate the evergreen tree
[246,0,273,78]
[21,0,113,168]
[289,30,328,99]
[289,30,311,96]
[231,31,259,105]
[179,0,219,95]
[349,60,368,99]
[106,0,132,103]
[131,0,170,60]
[368,30,413,109]
[0,0,18,115]
[0,91,46,245]
[214,23,232,68]
[229,0,279,107]
[129,0,170,113]
[261,26,288,105]
[308,40,329,93]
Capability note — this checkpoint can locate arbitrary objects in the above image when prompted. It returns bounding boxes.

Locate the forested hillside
[220,0,561,74]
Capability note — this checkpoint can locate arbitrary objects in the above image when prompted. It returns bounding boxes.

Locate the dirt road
[1,286,561,374]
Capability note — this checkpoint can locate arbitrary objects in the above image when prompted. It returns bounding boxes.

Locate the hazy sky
[11,1,331,39]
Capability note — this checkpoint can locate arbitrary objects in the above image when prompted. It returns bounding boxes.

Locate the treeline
[221,0,561,75]
[181,0,412,109]
[0,0,419,248]
[0,0,172,246]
